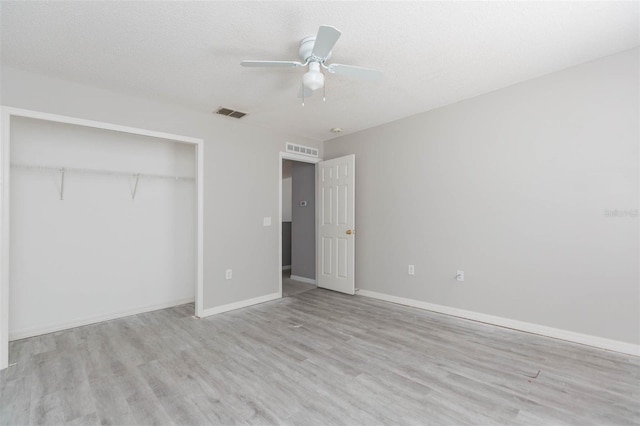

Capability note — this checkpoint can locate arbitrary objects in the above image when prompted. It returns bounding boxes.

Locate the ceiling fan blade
[241,60,304,68]
[326,64,382,80]
[311,25,341,60]
[297,84,314,99]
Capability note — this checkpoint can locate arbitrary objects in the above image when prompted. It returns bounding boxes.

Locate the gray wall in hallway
[291,162,316,280]
[282,222,291,267]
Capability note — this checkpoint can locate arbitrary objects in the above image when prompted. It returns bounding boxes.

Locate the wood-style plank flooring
[1,288,639,425]
[282,272,315,297]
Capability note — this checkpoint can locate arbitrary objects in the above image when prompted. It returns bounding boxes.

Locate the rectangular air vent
[215,107,247,119]
[286,143,319,158]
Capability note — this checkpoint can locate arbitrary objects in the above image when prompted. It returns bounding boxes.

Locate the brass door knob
[346,229,353,235]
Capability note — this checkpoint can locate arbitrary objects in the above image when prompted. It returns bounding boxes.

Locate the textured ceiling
[1,1,638,141]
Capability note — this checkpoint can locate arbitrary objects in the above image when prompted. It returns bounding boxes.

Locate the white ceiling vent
[286,143,318,158]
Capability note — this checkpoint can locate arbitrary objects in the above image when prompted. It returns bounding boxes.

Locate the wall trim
[282,265,291,270]
[290,275,316,285]
[357,289,640,357]
[199,292,281,318]
[9,297,195,341]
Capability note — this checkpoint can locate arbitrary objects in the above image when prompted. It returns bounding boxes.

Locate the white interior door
[317,155,355,295]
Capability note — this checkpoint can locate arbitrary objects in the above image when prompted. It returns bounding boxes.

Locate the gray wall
[282,222,291,267]
[282,174,292,267]
[324,48,639,345]
[291,162,316,280]
[1,66,323,311]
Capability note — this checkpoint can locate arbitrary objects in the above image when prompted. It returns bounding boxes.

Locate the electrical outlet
[225,269,233,280]
[408,265,415,275]
[456,270,464,281]
[263,217,272,227]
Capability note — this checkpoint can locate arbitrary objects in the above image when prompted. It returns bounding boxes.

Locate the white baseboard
[9,297,195,341]
[290,275,316,285]
[199,292,281,318]
[357,289,640,357]
[282,265,291,270]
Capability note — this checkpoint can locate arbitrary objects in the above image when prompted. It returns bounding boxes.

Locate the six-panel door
[317,154,355,295]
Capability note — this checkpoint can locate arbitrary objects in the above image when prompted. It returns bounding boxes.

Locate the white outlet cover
[225,269,232,279]
[408,265,415,275]
[456,270,465,281]
[263,217,271,226]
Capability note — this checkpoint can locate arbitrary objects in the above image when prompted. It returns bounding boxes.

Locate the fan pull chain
[323,83,326,102]
[301,81,305,106]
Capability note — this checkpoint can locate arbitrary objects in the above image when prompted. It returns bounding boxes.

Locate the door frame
[0,106,205,370]
[278,152,321,297]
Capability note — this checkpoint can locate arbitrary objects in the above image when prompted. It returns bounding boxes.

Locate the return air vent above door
[286,143,318,158]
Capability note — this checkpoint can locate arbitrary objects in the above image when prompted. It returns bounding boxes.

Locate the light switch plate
[263,217,272,226]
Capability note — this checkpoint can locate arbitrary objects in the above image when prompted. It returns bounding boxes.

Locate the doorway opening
[279,152,321,298]
[281,158,317,297]
[278,152,356,298]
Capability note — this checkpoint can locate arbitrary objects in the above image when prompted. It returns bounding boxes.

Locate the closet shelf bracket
[131,174,140,200]
[59,168,65,201]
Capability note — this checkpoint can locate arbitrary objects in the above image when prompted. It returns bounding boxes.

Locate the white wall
[0,66,323,313]
[9,117,195,337]
[282,177,292,222]
[325,48,639,346]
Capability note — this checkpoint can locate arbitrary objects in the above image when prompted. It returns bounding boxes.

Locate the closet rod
[10,163,195,181]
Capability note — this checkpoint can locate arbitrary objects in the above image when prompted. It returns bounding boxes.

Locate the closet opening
[0,108,204,369]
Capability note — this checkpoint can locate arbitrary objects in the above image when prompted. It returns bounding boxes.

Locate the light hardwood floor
[1,288,639,425]
[282,271,315,297]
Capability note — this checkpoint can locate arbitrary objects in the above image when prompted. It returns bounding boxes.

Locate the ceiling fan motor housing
[299,36,331,62]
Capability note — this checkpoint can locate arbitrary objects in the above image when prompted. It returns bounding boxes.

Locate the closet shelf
[10,163,195,181]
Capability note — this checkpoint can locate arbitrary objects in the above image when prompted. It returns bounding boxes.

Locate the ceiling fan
[241,25,382,102]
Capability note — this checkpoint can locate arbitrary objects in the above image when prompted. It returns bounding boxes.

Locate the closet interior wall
[8,116,196,339]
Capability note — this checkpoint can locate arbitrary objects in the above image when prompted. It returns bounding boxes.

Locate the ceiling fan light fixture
[303,62,324,91]
[241,25,381,100]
